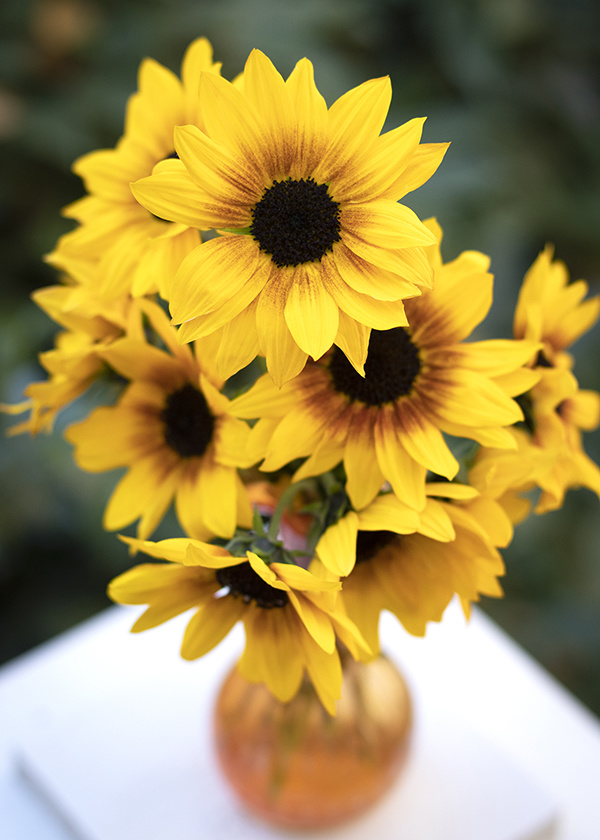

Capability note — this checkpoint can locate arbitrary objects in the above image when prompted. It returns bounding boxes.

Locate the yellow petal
[386,142,450,200]
[271,562,341,593]
[286,590,336,653]
[256,271,309,386]
[176,257,270,343]
[174,123,261,209]
[322,257,409,330]
[357,494,420,534]
[243,49,296,174]
[373,416,427,510]
[284,264,339,360]
[197,70,272,179]
[334,310,370,376]
[130,159,216,229]
[176,460,239,539]
[181,597,245,659]
[395,399,459,479]
[343,200,438,249]
[344,412,386,508]
[285,57,328,175]
[332,117,426,203]
[170,235,262,325]
[315,511,359,576]
[313,76,392,182]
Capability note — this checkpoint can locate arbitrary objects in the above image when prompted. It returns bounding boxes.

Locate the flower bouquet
[4,38,600,830]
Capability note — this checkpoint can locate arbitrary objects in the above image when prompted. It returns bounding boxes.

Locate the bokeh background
[1,0,599,713]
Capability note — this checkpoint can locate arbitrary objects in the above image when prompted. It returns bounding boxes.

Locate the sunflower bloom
[48,38,222,300]
[0,268,136,434]
[64,304,253,540]
[336,485,506,651]
[131,49,449,384]
[109,536,368,714]
[473,247,600,512]
[231,220,539,511]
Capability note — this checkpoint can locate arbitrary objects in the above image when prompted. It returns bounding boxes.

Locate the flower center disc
[329,328,422,406]
[216,561,289,609]
[250,177,341,268]
[355,530,398,564]
[161,383,215,457]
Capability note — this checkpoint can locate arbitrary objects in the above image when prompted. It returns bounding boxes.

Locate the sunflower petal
[181,597,246,659]
[284,264,339,360]
[315,511,359,576]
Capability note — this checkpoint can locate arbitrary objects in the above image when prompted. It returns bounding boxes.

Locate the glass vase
[212,648,412,830]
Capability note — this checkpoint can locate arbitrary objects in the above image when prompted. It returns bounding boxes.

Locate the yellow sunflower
[0,264,135,435]
[231,220,539,511]
[64,303,253,540]
[108,536,369,714]
[131,48,449,385]
[480,246,600,512]
[334,485,506,652]
[48,37,221,300]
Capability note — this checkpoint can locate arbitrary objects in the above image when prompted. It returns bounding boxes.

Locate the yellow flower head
[337,485,506,652]
[49,38,221,300]
[64,303,253,540]
[231,220,539,511]
[0,265,134,435]
[131,49,450,385]
[479,246,600,512]
[109,535,368,714]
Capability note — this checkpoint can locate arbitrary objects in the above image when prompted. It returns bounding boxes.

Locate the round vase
[212,649,412,830]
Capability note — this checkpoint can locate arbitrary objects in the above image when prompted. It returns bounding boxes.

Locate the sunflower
[108,536,369,714]
[47,37,222,301]
[131,48,449,385]
[64,303,253,540]
[334,485,506,652]
[231,220,539,511]
[474,246,600,513]
[0,263,135,435]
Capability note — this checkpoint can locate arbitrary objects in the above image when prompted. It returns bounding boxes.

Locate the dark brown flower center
[355,530,398,564]
[250,177,341,267]
[329,328,421,406]
[161,383,215,457]
[216,561,289,608]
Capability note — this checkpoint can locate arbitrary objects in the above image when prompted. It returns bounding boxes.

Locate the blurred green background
[1,0,599,714]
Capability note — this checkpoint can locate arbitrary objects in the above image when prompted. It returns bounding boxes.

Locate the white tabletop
[1,601,599,840]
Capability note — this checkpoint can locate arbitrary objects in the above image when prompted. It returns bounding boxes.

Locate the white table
[1,602,599,840]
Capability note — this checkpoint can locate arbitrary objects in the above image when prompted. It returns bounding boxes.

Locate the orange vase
[213,649,412,830]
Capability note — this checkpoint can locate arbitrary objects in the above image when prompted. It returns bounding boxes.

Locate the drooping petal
[315,511,359,576]
[373,415,427,511]
[181,596,246,659]
[170,235,262,325]
[334,311,370,376]
[176,459,239,539]
[131,159,224,229]
[356,494,420,534]
[344,411,386,509]
[394,398,459,479]
[176,257,270,343]
[322,256,409,330]
[256,271,309,386]
[284,263,339,360]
